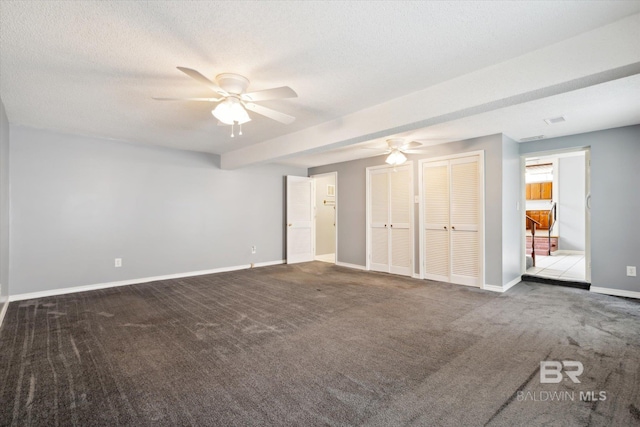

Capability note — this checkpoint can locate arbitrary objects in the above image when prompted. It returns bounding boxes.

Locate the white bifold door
[421,155,482,287]
[368,164,413,276]
[286,175,315,264]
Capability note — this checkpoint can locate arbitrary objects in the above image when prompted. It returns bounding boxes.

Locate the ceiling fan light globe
[212,98,251,125]
[385,150,407,165]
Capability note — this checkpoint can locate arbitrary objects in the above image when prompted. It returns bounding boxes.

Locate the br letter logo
[540,361,583,383]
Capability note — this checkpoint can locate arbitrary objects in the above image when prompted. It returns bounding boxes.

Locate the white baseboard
[335,262,366,271]
[254,260,286,268]
[412,273,421,279]
[484,276,521,293]
[0,297,9,330]
[590,286,640,300]
[503,276,522,292]
[9,260,286,302]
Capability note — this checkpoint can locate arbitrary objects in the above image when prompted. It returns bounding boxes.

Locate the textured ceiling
[1,1,639,164]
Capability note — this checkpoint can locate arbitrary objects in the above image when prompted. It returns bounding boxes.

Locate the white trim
[412,273,421,279]
[503,276,522,292]
[336,262,366,271]
[483,276,522,293]
[0,298,9,329]
[254,260,286,268]
[9,260,286,302]
[590,287,640,300]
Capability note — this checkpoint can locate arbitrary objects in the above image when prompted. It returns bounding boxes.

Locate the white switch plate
[115,258,122,268]
[251,246,256,254]
[627,266,636,277]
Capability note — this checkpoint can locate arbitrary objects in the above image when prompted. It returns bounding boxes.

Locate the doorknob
[444,226,447,230]
[452,226,455,230]
[288,223,292,227]
[390,224,393,228]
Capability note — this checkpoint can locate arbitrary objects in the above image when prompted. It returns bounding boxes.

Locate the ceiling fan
[153,67,297,137]
[364,138,426,165]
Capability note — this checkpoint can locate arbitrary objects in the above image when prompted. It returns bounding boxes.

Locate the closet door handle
[452,226,456,230]
[444,226,447,230]
[390,224,393,228]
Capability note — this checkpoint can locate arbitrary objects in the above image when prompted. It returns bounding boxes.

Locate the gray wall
[0,98,9,307]
[10,126,306,295]
[558,155,586,251]
[501,135,522,285]
[520,125,640,293]
[311,134,514,287]
[313,174,336,256]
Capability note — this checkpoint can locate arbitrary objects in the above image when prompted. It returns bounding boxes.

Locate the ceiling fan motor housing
[387,138,405,150]
[216,73,250,94]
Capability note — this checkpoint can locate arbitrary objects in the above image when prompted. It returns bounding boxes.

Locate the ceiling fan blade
[244,103,295,124]
[401,141,423,150]
[152,97,222,102]
[242,86,298,102]
[176,67,227,96]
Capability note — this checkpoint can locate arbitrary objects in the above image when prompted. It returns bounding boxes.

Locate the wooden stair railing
[547,202,557,256]
[526,215,542,267]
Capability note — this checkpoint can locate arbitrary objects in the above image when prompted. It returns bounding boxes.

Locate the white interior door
[422,161,450,282]
[286,176,314,264]
[449,157,481,287]
[389,165,412,276]
[369,169,389,272]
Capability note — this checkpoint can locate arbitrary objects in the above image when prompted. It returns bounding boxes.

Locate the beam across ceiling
[220,14,640,169]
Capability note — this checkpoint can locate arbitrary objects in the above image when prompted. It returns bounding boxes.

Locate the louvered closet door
[370,169,389,272]
[389,165,412,276]
[450,157,480,286]
[423,161,450,282]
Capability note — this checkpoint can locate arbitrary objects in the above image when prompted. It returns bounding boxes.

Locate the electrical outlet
[251,246,256,254]
[115,258,122,268]
[627,266,636,277]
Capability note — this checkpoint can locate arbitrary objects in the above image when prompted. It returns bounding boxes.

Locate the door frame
[418,150,485,287]
[365,162,415,275]
[310,172,338,264]
[519,147,591,282]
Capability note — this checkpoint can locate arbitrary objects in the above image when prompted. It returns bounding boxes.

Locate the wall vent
[520,135,545,142]
[544,115,566,125]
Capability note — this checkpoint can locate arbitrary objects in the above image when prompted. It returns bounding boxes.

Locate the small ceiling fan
[153,67,297,136]
[364,138,426,165]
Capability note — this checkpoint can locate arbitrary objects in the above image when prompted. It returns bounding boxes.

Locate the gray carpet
[1,262,639,426]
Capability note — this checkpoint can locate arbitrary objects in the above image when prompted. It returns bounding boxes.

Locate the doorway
[311,172,337,264]
[522,149,590,282]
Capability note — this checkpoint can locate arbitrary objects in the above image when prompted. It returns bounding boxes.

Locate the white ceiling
[1,1,639,168]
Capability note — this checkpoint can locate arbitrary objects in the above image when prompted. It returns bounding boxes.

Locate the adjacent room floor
[1,262,638,426]
[526,252,586,281]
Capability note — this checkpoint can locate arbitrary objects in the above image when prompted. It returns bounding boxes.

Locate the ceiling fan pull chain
[239,122,243,136]
[231,122,235,138]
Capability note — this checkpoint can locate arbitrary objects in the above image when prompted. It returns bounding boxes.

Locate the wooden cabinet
[526,182,552,200]
[526,210,550,230]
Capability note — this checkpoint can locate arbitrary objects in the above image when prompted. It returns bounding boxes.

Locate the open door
[286,175,315,264]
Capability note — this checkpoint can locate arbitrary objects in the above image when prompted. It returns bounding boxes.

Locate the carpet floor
[1,262,639,426]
